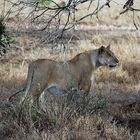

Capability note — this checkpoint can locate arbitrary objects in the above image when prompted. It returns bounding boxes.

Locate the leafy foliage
[37,0,55,8]
[0,19,13,56]
[42,0,52,6]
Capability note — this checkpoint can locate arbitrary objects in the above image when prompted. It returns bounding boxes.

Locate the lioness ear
[99,46,105,54]
[106,44,110,50]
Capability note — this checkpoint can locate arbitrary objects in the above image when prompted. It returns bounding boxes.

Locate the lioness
[9,45,119,105]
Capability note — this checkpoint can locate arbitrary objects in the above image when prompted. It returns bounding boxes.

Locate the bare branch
[120,0,140,29]
[132,10,138,30]
[123,0,133,9]
[5,0,140,44]
[77,0,112,22]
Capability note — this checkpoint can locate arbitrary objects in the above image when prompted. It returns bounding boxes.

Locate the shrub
[0,18,13,56]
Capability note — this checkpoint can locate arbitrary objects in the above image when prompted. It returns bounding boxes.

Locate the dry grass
[0,1,140,139]
[0,28,140,139]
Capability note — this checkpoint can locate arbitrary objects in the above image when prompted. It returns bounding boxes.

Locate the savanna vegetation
[0,0,140,139]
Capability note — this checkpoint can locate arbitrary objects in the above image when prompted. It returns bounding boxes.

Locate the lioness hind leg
[32,91,41,108]
[39,91,46,111]
[21,85,42,108]
[27,82,45,108]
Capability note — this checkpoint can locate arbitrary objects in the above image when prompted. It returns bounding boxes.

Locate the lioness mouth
[109,64,117,68]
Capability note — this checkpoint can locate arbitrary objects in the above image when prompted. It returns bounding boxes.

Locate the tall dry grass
[0,29,140,139]
[0,0,140,139]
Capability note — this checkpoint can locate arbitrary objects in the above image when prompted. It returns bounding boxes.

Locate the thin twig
[132,10,138,30]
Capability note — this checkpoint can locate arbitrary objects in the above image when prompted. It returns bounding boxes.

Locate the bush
[0,18,13,56]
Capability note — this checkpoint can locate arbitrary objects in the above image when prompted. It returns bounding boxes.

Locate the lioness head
[97,45,119,68]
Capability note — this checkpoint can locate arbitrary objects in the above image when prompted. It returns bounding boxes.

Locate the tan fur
[9,45,119,105]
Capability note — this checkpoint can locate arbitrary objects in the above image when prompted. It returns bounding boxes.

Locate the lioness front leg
[79,80,91,94]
